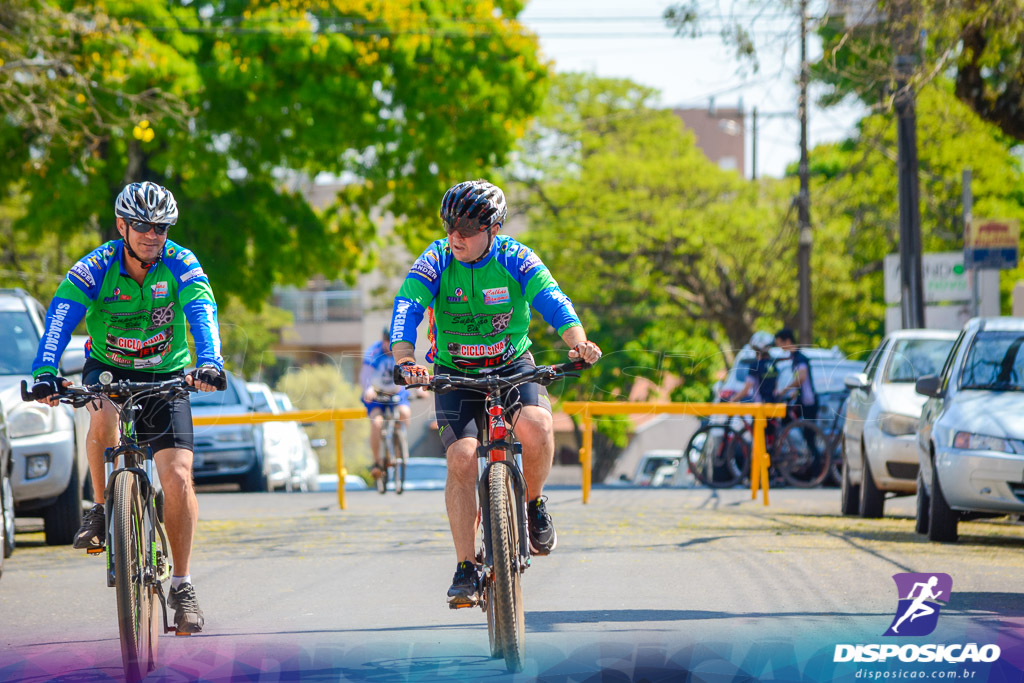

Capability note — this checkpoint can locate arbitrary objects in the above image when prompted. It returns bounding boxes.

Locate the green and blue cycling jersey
[390,235,581,373]
[32,239,224,378]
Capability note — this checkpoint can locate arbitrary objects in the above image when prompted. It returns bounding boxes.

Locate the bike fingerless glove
[32,373,66,400]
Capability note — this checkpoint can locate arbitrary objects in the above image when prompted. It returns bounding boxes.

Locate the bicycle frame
[475,394,530,570]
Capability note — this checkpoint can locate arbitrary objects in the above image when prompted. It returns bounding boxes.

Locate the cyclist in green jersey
[30,181,225,633]
[390,180,602,606]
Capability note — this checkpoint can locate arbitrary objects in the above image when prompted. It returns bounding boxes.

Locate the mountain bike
[410,359,589,673]
[22,371,205,682]
[685,404,831,488]
[373,392,409,495]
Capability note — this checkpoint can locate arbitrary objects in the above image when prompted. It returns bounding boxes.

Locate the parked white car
[247,382,314,492]
[272,391,320,492]
[0,289,89,546]
[916,318,1024,542]
[841,329,958,518]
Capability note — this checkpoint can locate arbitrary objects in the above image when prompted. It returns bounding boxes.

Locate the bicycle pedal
[86,547,105,555]
[449,601,475,610]
[174,631,193,637]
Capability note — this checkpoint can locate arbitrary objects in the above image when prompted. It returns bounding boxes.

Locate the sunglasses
[129,220,169,236]
[444,222,499,238]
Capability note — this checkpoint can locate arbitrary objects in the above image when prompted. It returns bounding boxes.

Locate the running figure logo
[883,573,952,636]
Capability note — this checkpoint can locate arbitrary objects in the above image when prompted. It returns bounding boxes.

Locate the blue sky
[519,0,866,179]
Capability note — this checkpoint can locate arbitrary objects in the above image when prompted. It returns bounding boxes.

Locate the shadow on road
[525,608,886,632]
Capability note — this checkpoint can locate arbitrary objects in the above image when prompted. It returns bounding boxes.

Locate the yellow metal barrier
[561,402,788,505]
[192,409,366,509]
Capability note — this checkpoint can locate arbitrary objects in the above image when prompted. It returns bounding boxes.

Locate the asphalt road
[3,485,1024,681]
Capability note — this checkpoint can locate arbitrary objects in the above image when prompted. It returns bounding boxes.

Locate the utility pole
[797,0,813,344]
[751,106,758,180]
[894,0,925,329]
[963,168,979,317]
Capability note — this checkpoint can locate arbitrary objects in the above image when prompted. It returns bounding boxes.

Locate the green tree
[2,0,548,301]
[809,82,1024,355]
[215,297,294,379]
[511,73,795,479]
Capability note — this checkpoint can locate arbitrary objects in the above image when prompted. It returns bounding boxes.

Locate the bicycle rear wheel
[113,471,152,683]
[776,419,830,488]
[376,432,390,495]
[685,424,749,488]
[488,464,525,673]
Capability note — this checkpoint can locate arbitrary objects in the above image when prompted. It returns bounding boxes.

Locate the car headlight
[879,412,918,437]
[9,402,54,438]
[952,431,1024,453]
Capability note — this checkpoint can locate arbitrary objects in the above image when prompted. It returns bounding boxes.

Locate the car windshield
[190,379,242,406]
[884,338,954,382]
[960,331,1024,391]
[0,310,39,375]
[250,390,272,412]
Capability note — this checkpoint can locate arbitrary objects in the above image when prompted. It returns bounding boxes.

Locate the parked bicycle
[372,391,409,495]
[685,404,831,489]
[22,372,201,682]
[410,359,588,673]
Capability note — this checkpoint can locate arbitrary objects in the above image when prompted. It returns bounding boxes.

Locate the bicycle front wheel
[376,433,390,495]
[685,424,749,488]
[113,472,152,683]
[776,419,830,488]
[488,464,525,673]
[393,425,407,495]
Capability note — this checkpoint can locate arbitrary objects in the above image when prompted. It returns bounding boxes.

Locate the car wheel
[2,456,14,558]
[859,444,885,519]
[43,462,82,546]
[240,458,269,493]
[840,448,860,516]
[914,470,930,535]
[928,459,958,542]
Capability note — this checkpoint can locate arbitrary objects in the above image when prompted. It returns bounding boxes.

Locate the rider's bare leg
[368,408,384,470]
[512,405,554,500]
[155,447,198,576]
[446,436,479,563]
[85,400,119,504]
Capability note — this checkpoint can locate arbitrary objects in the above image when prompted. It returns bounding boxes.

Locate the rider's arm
[732,377,755,402]
[169,247,224,370]
[390,241,446,361]
[502,244,581,336]
[31,246,110,378]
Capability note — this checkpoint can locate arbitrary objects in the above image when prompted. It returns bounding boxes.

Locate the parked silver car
[190,370,266,491]
[0,289,89,546]
[915,317,1024,542]
[841,329,958,518]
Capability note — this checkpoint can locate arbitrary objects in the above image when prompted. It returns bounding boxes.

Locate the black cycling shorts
[434,352,552,451]
[83,358,194,453]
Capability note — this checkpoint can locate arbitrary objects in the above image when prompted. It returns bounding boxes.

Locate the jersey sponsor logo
[150,302,175,327]
[69,262,95,288]
[517,246,529,258]
[424,250,439,263]
[106,334,143,353]
[134,355,164,369]
[104,351,132,367]
[445,287,469,303]
[151,281,169,298]
[411,258,439,282]
[519,253,541,274]
[180,267,205,283]
[392,300,412,338]
[447,334,511,360]
[482,287,510,305]
[102,287,131,304]
[41,302,72,365]
[441,308,514,338]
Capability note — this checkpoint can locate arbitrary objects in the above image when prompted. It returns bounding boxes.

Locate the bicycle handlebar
[409,359,591,395]
[21,377,197,407]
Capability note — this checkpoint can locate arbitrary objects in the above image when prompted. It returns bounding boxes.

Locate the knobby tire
[488,464,525,673]
[113,471,152,682]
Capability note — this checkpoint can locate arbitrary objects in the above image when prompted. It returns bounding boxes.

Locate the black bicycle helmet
[440,180,507,234]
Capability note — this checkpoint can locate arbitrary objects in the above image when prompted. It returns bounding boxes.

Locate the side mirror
[61,347,87,376]
[844,373,868,391]
[915,375,944,398]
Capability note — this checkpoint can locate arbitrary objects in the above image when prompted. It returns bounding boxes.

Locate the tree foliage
[2,0,548,302]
